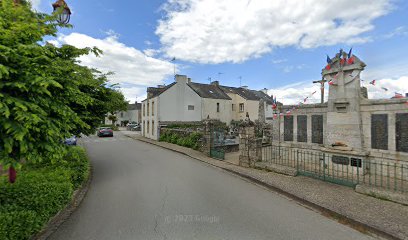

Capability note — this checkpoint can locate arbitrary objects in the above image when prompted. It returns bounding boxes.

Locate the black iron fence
[262,145,408,193]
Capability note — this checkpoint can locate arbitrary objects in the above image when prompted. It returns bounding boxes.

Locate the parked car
[97,127,113,137]
[131,124,141,131]
[127,123,140,131]
[64,136,77,146]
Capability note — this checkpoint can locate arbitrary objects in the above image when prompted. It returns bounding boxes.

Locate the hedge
[159,131,203,150]
[0,146,90,240]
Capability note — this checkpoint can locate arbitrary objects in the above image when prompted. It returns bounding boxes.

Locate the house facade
[105,102,142,126]
[141,75,232,140]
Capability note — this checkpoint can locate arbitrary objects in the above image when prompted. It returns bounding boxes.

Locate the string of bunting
[363,79,408,105]
[272,90,319,119]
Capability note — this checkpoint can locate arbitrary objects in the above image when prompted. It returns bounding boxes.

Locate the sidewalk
[124,133,408,240]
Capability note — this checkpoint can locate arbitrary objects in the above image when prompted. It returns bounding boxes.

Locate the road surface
[49,131,375,240]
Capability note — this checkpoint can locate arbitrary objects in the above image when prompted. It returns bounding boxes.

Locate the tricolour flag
[348,48,353,58]
[369,80,376,86]
[394,92,404,98]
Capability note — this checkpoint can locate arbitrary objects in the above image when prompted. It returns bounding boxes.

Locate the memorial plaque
[284,116,293,141]
[396,113,408,153]
[312,115,323,144]
[371,114,388,150]
[350,158,362,168]
[297,115,307,142]
[332,155,349,165]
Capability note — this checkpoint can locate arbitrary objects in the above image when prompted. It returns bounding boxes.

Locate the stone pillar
[323,54,366,150]
[202,120,212,156]
[239,125,262,167]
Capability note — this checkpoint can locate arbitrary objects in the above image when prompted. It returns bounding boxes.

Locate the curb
[133,136,400,240]
[30,165,93,240]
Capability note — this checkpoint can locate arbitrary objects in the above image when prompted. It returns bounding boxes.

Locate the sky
[32,0,408,104]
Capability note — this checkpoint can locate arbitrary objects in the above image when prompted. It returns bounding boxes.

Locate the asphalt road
[49,131,375,240]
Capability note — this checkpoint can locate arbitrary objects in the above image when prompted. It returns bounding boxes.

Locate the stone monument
[322,51,366,150]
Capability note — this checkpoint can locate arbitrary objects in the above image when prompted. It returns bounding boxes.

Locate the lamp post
[52,0,71,24]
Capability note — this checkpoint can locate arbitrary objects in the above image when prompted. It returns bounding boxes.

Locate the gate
[296,151,360,187]
[210,126,225,160]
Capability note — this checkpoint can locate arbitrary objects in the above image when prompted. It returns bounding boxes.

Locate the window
[152,121,155,136]
[120,112,124,118]
[239,103,244,112]
[142,104,145,116]
[143,121,145,134]
[216,103,220,112]
[232,104,235,111]
[188,105,194,110]
[147,121,150,134]
[371,114,388,150]
[147,102,150,116]
[152,101,155,116]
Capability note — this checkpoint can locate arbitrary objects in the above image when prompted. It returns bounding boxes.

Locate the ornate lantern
[52,0,71,24]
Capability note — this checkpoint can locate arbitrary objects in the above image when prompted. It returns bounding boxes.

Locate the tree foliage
[0,0,127,179]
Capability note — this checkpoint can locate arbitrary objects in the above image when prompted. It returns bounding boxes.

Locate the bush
[159,131,203,151]
[100,124,119,131]
[0,146,89,240]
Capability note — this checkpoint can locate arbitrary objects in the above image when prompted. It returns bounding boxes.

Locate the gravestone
[323,52,366,150]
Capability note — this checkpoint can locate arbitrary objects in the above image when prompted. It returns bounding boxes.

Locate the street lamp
[52,0,71,24]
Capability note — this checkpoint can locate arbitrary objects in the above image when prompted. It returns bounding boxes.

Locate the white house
[141,75,232,140]
[105,102,142,126]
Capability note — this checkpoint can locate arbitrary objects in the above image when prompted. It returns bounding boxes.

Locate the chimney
[261,88,268,94]
[211,80,219,86]
[157,84,166,88]
[187,78,192,83]
[135,101,138,104]
[241,85,248,89]
[175,74,188,84]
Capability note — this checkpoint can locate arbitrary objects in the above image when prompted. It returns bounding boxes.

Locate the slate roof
[128,103,141,110]
[251,90,274,104]
[147,82,176,98]
[219,86,260,101]
[187,82,231,100]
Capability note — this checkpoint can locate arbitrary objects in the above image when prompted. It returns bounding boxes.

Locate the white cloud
[56,32,175,101]
[156,0,391,64]
[268,76,408,105]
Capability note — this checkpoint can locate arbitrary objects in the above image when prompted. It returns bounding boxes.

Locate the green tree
[108,115,118,125]
[0,0,127,182]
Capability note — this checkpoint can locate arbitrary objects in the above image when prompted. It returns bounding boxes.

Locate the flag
[369,80,376,86]
[303,97,308,102]
[394,92,404,98]
[339,49,343,57]
[340,57,346,65]
[273,114,277,119]
[381,87,388,91]
[171,57,176,61]
[326,55,332,64]
[348,48,353,58]
[328,80,335,86]
[312,91,317,95]
[347,56,355,65]
[325,64,331,70]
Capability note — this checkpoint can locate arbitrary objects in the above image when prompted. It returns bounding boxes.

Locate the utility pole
[313,78,327,104]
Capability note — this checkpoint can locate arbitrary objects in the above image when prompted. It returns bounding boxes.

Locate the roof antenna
[208,77,212,84]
